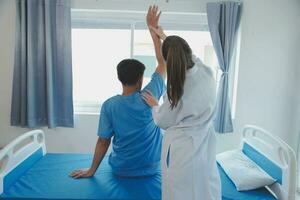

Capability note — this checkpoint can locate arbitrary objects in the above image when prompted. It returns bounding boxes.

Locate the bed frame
[0,126,297,200]
[241,125,297,200]
[0,130,46,194]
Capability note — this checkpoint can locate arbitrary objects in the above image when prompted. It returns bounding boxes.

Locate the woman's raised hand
[147,5,161,29]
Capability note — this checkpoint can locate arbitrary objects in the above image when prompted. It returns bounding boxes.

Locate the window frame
[71,9,239,118]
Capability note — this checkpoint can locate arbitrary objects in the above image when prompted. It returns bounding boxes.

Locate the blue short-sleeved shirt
[98,72,165,177]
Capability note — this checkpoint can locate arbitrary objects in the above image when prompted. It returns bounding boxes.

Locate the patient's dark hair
[162,35,194,109]
[117,59,145,86]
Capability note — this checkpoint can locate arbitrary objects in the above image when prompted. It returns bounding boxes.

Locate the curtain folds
[207,1,242,133]
[11,0,73,128]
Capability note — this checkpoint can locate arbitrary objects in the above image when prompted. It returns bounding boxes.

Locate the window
[72,29,130,108]
[71,10,222,114]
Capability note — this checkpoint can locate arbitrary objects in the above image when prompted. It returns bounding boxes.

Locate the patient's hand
[69,168,94,179]
[147,5,161,29]
[142,90,158,107]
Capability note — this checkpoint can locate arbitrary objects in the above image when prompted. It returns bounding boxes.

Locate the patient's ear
[140,76,144,84]
[138,76,143,89]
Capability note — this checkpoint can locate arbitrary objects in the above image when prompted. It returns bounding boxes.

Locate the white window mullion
[130,23,135,58]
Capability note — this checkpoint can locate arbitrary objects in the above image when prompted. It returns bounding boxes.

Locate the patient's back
[98,72,165,177]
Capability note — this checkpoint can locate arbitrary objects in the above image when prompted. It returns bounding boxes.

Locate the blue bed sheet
[1,154,161,200]
[1,153,277,200]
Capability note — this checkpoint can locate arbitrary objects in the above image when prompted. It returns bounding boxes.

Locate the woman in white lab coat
[143,25,221,200]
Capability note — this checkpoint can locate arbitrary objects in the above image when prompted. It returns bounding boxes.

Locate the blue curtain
[11,0,74,128]
[207,2,242,133]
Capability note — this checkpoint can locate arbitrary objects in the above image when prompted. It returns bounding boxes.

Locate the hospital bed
[0,125,296,199]
[219,125,296,200]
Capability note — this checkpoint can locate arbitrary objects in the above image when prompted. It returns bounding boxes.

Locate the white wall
[230,0,300,152]
[0,0,300,154]
[293,32,300,155]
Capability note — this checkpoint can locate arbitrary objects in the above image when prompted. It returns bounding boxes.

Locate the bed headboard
[0,130,46,195]
[241,125,296,200]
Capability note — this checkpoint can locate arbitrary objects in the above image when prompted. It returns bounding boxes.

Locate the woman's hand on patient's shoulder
[69,168,94,179]
[142,90,158,107]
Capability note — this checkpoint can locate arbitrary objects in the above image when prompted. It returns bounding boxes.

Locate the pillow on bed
[217,150,276,191]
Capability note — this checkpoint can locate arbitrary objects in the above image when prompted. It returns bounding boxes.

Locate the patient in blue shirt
[98,60,165,177]
[70,58,166,178]
[70,59,166,178]
[70,6,166,178]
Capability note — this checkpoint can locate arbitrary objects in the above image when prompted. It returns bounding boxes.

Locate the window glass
[72,28,220,113]
[72,29,131,105]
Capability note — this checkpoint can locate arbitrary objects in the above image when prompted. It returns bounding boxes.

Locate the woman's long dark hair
[162,36,194,109]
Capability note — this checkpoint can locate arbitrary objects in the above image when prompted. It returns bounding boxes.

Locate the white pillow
[217,150,276,191]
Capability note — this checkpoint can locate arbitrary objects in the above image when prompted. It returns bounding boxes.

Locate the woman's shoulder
[192,54,203,66]
[201,63,215,78]
[192,54,214,78]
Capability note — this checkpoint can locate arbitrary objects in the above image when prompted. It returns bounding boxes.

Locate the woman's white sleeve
[192,53,202,65]
[152,95,177,130]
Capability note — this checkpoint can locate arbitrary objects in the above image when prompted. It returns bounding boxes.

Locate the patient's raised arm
[147,5,166,79]
[149,26,167,41]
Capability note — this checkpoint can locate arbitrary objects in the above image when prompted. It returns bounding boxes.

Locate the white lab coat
[153,56,221,200]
